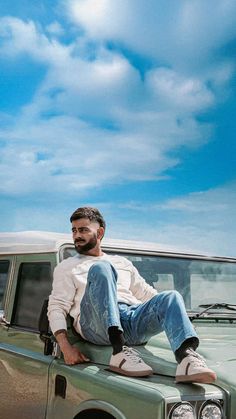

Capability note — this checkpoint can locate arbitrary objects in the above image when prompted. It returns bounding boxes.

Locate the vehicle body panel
[0,329,52,419]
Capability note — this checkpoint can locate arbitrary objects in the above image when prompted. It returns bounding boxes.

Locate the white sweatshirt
[48,252,157,336]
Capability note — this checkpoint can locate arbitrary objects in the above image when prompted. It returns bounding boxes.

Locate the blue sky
[0,0,236,256]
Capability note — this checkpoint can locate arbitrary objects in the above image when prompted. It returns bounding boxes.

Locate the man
[48,207,216,382]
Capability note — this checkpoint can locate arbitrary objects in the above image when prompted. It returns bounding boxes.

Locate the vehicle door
[0,253,56,419]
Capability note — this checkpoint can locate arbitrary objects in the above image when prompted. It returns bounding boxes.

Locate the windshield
[124,254,236,313]
[61,246,236,314]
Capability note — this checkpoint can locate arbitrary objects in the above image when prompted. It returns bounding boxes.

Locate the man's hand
[54,329,90,365]
[63,345,90,365]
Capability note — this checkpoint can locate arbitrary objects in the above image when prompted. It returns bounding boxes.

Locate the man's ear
[97,227,105,240]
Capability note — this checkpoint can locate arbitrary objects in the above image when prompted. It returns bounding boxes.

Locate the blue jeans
[79,261,198,353]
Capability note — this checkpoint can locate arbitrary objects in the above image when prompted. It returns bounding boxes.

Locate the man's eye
[72,228,89,233]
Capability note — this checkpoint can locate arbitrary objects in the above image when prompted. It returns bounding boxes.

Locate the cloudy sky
[0,0,235,256]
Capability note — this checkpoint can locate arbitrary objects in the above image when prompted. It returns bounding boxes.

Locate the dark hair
[70,207,106,230]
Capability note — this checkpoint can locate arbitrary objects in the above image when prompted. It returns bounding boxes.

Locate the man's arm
[54,330,90,365]
[130,264,158,302]
[48,262,89,365]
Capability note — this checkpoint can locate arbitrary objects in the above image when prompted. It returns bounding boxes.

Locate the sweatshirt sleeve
[129,263,158,302]
[47,261,77,335]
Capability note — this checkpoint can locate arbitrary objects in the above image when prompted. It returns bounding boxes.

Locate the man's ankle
[112,345,123,355]
[175,337,199,363]
[108,326,125,355]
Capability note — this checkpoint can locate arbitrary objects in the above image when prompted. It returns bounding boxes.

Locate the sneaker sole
[109,365,153,377]
[175,371,217,384]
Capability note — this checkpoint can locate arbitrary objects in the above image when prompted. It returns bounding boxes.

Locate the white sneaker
[109,346,153,377]
[175,349,217,383]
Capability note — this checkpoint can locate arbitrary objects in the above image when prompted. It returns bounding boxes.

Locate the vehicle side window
[12,262,52,330]
[0,260,10,310]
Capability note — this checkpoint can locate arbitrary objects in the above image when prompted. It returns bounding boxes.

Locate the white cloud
[113,182,236,257]
[147,68,214,112]
[0,15,218,197]
[0,112,178,196]
[67,0,236,70]
[0,16,72,64]
[46,21,65,37]
[67,0,127,39]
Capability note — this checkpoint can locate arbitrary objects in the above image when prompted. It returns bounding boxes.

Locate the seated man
[48,206,216,382]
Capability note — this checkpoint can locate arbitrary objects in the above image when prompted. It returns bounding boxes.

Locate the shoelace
[186,349,207,368]
[122,346,143,364]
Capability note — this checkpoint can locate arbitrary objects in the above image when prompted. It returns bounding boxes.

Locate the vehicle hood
[146,322,236,381]
[79,321,236,383]
[75,321,236,414]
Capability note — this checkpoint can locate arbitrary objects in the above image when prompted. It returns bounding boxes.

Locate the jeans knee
[160,290,184,308]
[88,261,117,281]
[170,289,182,299]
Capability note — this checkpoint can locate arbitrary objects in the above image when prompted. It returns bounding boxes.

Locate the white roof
[0,230,189,255]
[0,231,235,261]
[0,231,72,254]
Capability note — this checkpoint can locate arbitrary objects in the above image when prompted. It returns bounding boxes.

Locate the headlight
[199,401,223,419]
[169,402,195,418]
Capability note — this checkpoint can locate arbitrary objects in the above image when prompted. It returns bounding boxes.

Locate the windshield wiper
[196,303,236,318]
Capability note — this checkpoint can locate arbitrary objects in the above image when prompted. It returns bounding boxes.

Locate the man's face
[71,218,103,255]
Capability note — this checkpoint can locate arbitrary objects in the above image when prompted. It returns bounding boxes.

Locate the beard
[74,234,98,255]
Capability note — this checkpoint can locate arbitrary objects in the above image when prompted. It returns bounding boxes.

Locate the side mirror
[38,299,53,355]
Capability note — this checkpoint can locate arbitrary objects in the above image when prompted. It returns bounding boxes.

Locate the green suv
[1,231,235,419]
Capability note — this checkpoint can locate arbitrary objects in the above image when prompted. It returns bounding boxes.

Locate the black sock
[108,326,125,355]
[175,337,199,363]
